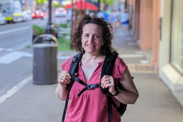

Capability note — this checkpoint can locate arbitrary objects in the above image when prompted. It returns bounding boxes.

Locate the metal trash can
[32,34,58,85]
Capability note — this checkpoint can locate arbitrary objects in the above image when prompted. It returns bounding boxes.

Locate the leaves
[100,0,114,5]
[106,0,114,5]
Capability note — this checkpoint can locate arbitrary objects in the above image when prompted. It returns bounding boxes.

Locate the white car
[22,10,32,21]
[0,13,6,25]
[55,8,67,17]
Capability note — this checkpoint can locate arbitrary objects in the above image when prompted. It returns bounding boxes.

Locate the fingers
[58,71,71,85]
[103,83,113,89]
[101,75,114,88]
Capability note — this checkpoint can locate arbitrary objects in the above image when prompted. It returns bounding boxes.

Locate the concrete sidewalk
[0,27,183,122]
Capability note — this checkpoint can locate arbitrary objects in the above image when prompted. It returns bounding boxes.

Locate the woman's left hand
[101,75,116,95]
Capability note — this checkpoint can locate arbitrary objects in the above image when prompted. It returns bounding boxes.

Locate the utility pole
[45,0,54,43]
[70,0,73,49]
[97,0,100,12]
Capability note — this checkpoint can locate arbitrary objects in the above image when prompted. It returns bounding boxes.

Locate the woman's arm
[113,68,139,104]
[55,71,71,101]
[55,83,68,101]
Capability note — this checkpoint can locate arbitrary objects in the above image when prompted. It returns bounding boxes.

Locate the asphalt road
[0,15,67,50]
[0,21,32,51]
[0,14,69,99]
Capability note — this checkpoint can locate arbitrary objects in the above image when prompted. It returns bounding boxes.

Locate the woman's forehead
[83,23,103,34]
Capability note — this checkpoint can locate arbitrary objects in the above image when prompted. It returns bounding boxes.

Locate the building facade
[128,0,183,91]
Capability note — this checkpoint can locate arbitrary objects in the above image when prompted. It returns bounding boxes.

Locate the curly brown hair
[71,14,117,55]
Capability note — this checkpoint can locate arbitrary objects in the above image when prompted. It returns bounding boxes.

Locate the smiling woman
[72,15,115,55]
[55,15,139,122]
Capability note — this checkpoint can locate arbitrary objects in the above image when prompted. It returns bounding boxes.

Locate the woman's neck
[83,53,103,62]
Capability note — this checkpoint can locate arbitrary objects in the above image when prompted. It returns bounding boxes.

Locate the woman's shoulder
[65,56,74,64]
[115,57,127,67]
[61,56,74,71]
[112,57,127,79]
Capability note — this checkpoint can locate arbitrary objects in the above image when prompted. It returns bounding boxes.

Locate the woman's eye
[95,35,99,38]
[85,34,89,37]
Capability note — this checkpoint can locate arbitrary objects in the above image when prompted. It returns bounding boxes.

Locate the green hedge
[33,25,45,35]
[32,25,73,51]
[57,34,73,51]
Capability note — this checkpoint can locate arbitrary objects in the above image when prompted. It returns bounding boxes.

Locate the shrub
[33,25,45,35]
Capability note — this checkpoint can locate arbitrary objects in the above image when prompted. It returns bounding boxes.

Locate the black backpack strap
[61,53,82,122]
[100,52,127,121]
[99,52,118,122]
[100,52,118,95]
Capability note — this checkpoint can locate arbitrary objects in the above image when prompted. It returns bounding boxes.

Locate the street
[0,15,68,99]
[0,12,67,51]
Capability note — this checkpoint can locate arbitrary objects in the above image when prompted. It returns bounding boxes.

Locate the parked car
[0,13,6,25]
[0,0,23,23]
[32,10,45,19]
[22,10,32,21]
[55,7,67,17]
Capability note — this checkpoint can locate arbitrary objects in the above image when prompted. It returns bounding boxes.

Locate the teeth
[87,45,94,47]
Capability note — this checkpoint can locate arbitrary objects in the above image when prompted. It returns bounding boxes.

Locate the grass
[57,34,74,51]
[26,45,31,48]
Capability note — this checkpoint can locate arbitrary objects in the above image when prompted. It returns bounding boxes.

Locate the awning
[64,1,98,11]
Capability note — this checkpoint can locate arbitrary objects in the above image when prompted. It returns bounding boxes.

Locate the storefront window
[171,0,183,73]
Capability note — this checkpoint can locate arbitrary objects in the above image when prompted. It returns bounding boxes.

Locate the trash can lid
[33,43,57,48]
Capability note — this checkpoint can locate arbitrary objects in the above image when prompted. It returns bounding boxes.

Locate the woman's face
[81,23,104,55]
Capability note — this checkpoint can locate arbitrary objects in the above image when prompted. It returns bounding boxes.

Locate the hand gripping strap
[99,53,118,122]
[100,53,118,95]
[61,53,82,122]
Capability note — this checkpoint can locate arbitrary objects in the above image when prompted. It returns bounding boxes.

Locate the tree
[36,0,47,5]
[100,0,114,5]
[100,0,114,10]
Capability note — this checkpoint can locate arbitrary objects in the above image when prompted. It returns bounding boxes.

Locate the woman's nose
[88,36,93,42]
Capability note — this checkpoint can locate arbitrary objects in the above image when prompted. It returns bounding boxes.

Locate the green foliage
[32,24,72,51]
[35,0,47,5]
[57,34,73,51]
[52,3,62,8]
[100,0,114,5]
[33,25,45,35]
[26,45,30,48]
[59,23,68,28]
[106,0,114,5]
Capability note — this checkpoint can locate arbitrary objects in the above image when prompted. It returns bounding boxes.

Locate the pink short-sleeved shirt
[61,56,127,122]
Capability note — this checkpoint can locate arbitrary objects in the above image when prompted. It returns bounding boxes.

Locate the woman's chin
[85,50,98,54]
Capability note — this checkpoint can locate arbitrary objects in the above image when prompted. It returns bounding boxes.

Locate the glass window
[171,0,183,73]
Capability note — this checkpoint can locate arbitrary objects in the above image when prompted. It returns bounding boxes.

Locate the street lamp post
[70,0,74,49]
[45,0,54,43]
[97,0,100,12]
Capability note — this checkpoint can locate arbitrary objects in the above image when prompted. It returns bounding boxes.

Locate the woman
[55,15,139,122]
[121,9,129,31]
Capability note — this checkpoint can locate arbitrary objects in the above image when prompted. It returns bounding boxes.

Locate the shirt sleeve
[61,57,73,72]
[112,57,127,80]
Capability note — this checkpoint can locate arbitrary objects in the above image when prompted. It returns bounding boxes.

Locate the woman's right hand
[58,71,71,88]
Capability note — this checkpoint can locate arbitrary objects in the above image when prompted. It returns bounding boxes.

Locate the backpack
[62,52,127,122]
